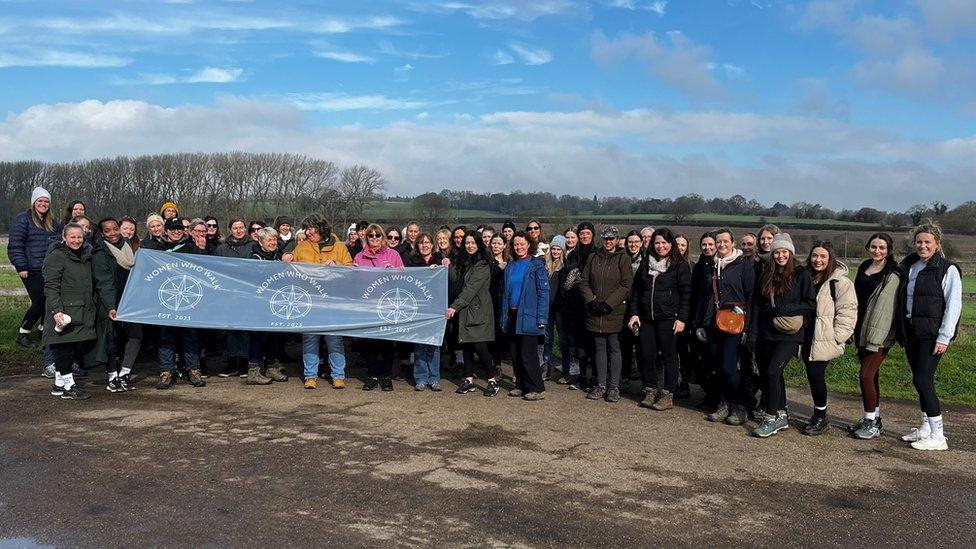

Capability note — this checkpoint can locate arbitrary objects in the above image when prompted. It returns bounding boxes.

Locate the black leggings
[802,357,829,409]
[638,319,678,392]
[366,340,395,379]
[507,311,544,394]
[462,341,497,380]
[905,337,942,416]
[20,272,45,331]
[756,339,798,415]
[50,342,79,376]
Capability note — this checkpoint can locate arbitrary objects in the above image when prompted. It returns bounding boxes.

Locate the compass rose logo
[157,275,204,312]
[269,285,312,320]
[376,288,418,324]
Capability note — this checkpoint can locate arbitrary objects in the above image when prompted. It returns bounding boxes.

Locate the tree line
[0,153,386,232]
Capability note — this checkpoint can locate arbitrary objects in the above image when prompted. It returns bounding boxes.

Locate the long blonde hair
[30,200,53,232]
[545,244,564,276]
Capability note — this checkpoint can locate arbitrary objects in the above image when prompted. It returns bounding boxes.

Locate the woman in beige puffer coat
[800,243,858,436]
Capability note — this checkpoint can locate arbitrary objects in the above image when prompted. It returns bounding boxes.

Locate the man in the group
[640,226,654,251]
[740,232,758,262]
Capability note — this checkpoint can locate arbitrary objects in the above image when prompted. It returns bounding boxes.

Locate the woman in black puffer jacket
[213,218,254,377]
[627,228,692,411]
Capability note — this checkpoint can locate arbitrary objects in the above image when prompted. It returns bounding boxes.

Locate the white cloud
[591,30,723,98]
[120,67,244,85]
[416,111,430,120]
[432,1,579,21]
[393,63,413,81]
[311,16,406,34]
[1,99,973,210]
[313,50,376,63]
[507,42,553,65]
[377,41,450,60]
[606,1,667,15]
[187,67,244,83]
[491,49,515,65]
[0,49,131,68]
[284,93,434,111]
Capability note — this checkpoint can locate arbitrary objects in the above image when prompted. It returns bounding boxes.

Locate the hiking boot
[187,369,206,387]
[483,380,499,397]
[587,385,606,400]
[508,388,523,397]
[674,382,691,399]
[304,378,317,390]
[17,333,33,348]
[523,392,545,401]
[753,413,789,438]
[156,371,175,390]
[414,383,427,391]
[60,385,91,401]
[725,405,748,426]
[380,377,394,391]
[706,400,730,422]
[42,363,56,379]
[119,374,136,391]
[263,365,287,382]
[854,417,884,440]
[362,377,379,391]
[429,382,443,392]
[651,390,673,411]
[802,415,830,436]
[332,378,346,389]
[638,389,656,408]
[605,386,620,403]
[245,365,271,385]
[456,379,477,394]
[910,434,948,451]
[106,378,125,393]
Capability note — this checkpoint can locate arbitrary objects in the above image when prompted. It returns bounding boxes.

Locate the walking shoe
[605,386,620,403]
[429,383,443,392]
[304,378,317,390]
[651,390,673,411]
[587,385,607,400]
[725,405,748,426]
[523,392,545,401]
[508,388,523,397]
[854,417,884,440]
[263,365,287,382]
[51,384,65,396]
[188,369,206,387]
[106,378,125,393]
[455,379,477,394]
[849,417,871,433]
[483,380,499,397]
[674,382,691,399]
[362,377,379,391]
[556,375,572,385]
[706,401,730,422]
[752,413,789,438]
[802,415,830,436]
[42,363,56,379]
[414,383,427,391]
[619,380,630,395]
[17,333,33,348]
[380,377,394,391]
[910,434,948,451]
[218,361,239,378]
[119,374,136,391]
[901,427,931,443]
[60,385,91,400]
[156,371,175,390]
[332,378,346,389]
[71,364,87,377]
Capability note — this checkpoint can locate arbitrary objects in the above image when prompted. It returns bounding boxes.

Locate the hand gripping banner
[116,249,447,346]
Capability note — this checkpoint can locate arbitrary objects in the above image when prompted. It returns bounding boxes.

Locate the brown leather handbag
[712,274,746,335]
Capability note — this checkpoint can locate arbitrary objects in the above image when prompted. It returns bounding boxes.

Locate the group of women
[7,187,964,449]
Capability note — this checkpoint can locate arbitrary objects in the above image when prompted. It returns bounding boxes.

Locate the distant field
[589,213,881,228]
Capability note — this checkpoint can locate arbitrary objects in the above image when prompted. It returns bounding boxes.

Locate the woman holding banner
[215,218,255,378]
[354,224,405,392]
[244,227,289,385]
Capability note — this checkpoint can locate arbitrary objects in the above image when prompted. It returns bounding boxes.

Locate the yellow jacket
[293,235,353,266]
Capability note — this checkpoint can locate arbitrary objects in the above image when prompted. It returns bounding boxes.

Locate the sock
[119,366,131,377]
[927,415,944,439]
[19,327,30,334]
[918,413,931,435]
[62,373,75,390]
[865,411,877,421]
[814,406,827,418]
[108,371,118,381]
[37,325,43,332]
[54,371,64,388]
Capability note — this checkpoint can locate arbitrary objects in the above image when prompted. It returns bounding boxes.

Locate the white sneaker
[901,427,930,443]
[910,434,948,451]
[41,363,56,379]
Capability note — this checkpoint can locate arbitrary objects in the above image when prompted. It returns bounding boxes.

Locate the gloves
[586,300,601,315]
[695,328,708,343]
[597,301,613,315]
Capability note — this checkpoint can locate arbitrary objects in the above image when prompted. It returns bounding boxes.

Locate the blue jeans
[413,344,441,385]
[158,326,199,373]
[302,334,346,380]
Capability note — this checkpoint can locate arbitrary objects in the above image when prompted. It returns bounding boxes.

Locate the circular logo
[157,275,204,312]
[269,285,312,320]
[376,288,418,325]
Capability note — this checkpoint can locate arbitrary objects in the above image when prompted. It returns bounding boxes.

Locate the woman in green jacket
[44,223,115,400]
[450,231,501,397]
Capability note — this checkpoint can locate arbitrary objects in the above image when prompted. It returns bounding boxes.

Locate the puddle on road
[0,538,54,549]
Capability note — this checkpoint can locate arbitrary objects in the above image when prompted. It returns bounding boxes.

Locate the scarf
[646,256,669,277]
[106,240,135,270]
[713,247,743,276]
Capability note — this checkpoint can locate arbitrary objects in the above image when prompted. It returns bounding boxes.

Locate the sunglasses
[528,225,541,231]
[250,227,262,232]
[387,235,401,241]
[367,233,383,238]
[206,223,218,228]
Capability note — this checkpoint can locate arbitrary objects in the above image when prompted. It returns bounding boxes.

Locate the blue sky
[1,0,974,209]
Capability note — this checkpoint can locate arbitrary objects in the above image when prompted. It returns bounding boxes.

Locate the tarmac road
[1,368,974,548]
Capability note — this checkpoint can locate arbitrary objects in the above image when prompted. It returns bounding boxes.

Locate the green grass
[0,245,8,265]
[0,297,40,376]
[0,269,22,290]
[592,213,881,228]
[363,201,500,220]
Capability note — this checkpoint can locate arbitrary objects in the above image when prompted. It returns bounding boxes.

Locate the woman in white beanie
[8,187,57,355]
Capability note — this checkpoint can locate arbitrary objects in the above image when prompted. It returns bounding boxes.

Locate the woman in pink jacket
[354,224,405,391]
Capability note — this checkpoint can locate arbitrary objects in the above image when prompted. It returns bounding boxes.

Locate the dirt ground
[1,364,974,548]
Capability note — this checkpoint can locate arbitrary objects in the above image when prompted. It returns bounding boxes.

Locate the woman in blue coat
[8,187,58,350]
[500,231,550,401]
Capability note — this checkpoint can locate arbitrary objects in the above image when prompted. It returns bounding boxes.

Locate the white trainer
[901,427,930,443]
[910,434,948,451]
